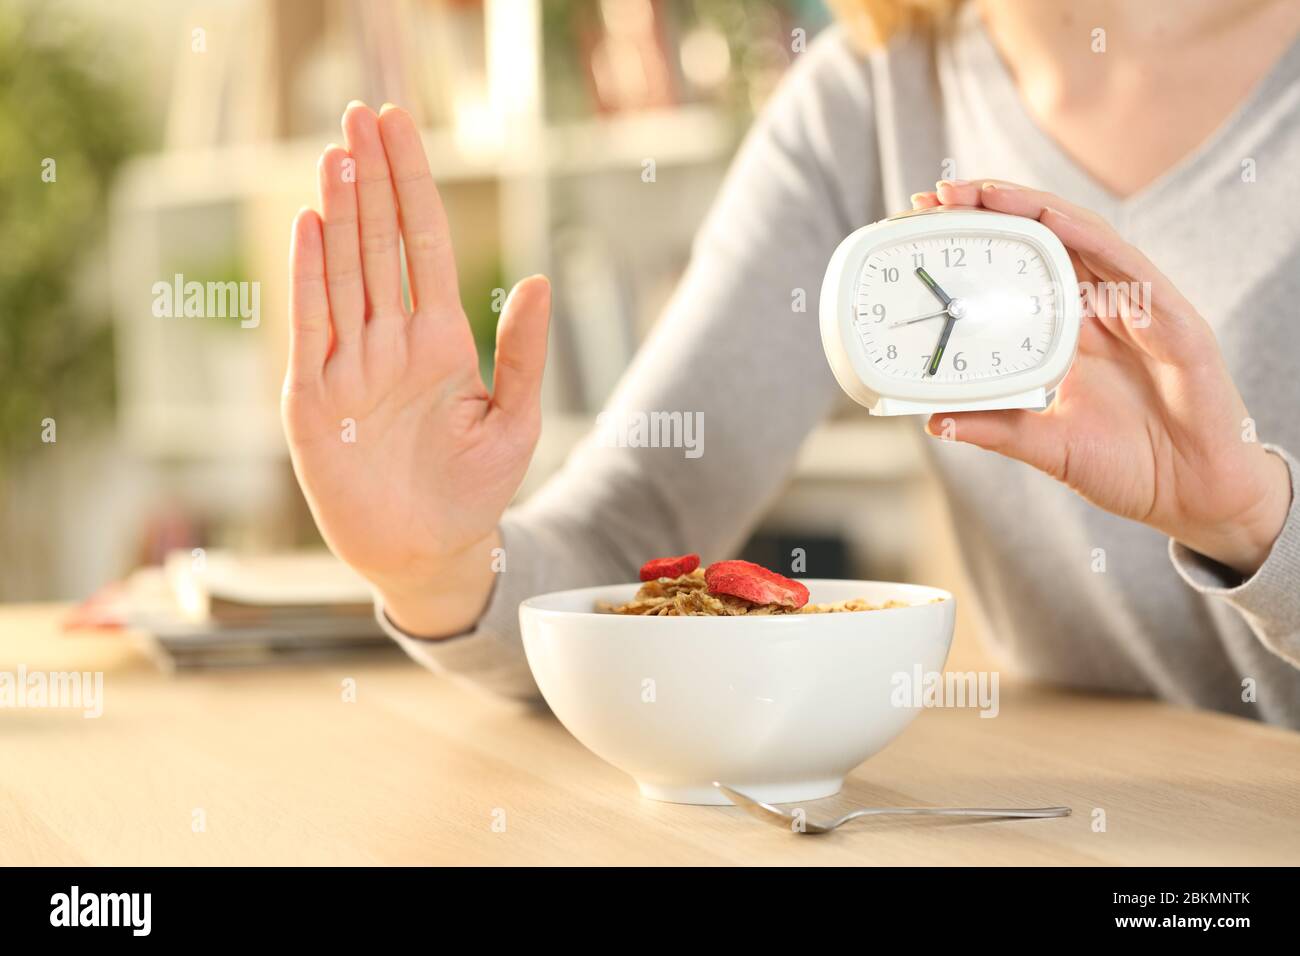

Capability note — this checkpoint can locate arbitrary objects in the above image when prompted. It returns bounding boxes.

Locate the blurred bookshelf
[102,0,923,580]
[110,0,825,459]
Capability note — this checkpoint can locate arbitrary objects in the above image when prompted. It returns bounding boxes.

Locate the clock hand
[927,311,957,377]
[914,266,953,308]
[887,308,951,329]
[914,266,961,377]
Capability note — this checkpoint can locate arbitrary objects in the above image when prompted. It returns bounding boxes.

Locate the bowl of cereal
[519,555,955,805]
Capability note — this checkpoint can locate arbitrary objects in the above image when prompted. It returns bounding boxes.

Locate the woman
[281,0,1300,724]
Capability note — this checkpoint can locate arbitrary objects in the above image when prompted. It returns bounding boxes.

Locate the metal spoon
[714,782,1070,835]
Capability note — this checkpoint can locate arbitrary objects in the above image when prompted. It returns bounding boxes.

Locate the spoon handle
[835,806,1071,827]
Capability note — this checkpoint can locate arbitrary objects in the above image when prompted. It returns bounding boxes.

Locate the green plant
[461,259,507,389]
[0,2,139,464]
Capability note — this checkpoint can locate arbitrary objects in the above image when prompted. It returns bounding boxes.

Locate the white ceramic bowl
[520,579,955,805]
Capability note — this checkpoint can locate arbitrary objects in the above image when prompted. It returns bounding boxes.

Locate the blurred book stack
[124,551,396,671]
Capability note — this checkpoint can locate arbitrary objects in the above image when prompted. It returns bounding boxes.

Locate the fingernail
[1042,205,1069,221]
[380,102,397,113]
[936,179,968,189]
[910,192,929,205]
[982,181,1014,191]
[346,99,366,110]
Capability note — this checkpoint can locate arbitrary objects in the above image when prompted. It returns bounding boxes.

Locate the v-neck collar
[944,0,1300,222]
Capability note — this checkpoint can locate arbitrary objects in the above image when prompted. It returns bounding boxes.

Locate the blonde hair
[827,0,962,49]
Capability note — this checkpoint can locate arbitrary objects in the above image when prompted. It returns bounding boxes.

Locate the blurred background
[1,0,980,665]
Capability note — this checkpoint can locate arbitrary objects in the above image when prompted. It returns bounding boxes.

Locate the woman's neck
[973,0,1300,197]
[977,0,1277,81]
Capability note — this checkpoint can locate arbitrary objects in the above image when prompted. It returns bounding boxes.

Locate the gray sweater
[380,8,1300,726]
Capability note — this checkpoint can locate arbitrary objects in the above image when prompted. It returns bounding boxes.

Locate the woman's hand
[282,102,551,635]
[910,180,1291,577]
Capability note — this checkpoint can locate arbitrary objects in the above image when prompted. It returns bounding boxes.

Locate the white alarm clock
[819,206,1080,416]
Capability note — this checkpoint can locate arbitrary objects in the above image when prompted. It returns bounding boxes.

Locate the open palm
[282,103,550,595]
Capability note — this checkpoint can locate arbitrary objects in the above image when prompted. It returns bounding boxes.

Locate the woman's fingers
[317,145,365,354]
[910,190,940,209]
[490,275,552,418]
[933,179,973,206]
[926,408,1069,482]
[1009,203,1203,365]
[934,178,1205,365]
[961,182,1157,299]
[341,101,405,316]
[288,208,331,388]
[377,104,460,312]
[935,178,1104,226]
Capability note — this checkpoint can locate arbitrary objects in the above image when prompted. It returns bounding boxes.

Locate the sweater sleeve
[380,28,883,699]
[1168,444,1300,669]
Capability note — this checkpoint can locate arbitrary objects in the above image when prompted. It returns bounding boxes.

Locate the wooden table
[2,604,1298,866]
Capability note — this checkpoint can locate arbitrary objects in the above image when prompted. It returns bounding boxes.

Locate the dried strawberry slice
[639,553,701,582]
[704,560,810,609]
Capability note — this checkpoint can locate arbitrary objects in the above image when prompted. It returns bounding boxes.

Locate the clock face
[852,233,1061,383]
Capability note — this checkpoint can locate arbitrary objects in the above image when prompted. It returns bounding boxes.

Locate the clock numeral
[920,354,930,368]
[881,266,900,282]
[1030,295,1041,315]
[872,303,886,322]
[912,252,925,268]
[985,248,993,264]
[991,351,1001,367]
[1021,337,1033,351]
[952,352,967,372]
[942,247,966,268]
[886,344,897,359]
[1017,258,1028,275]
